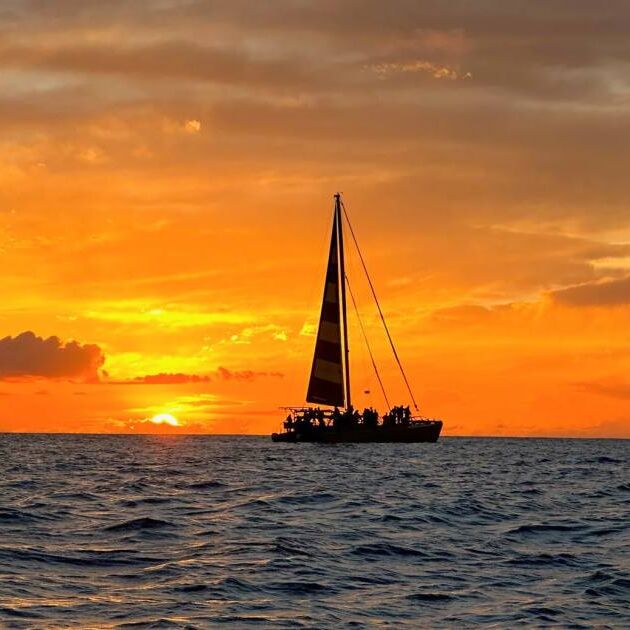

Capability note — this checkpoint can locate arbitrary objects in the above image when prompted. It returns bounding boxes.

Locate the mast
[336,193,351,409]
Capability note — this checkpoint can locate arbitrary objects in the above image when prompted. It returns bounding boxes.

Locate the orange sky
[0,2,629,437]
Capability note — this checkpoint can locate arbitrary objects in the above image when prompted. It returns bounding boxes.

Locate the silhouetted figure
[316,408,326,429]
[296,410,317,435]
[363,407,378,429]
[402,406,411,427]
[340,405,354,430]
[332,406,342,430]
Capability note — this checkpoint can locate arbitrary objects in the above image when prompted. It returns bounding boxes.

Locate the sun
[150,413,180,427]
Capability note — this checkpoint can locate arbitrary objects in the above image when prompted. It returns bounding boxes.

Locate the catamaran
[272,194,442,443]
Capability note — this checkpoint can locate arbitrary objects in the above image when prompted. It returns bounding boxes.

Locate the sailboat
[272,194,443,444]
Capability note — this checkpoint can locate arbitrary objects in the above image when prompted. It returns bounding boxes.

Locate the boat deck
[272,420,442,443]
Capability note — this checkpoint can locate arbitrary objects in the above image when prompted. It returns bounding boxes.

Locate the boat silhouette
[272,194,442,443]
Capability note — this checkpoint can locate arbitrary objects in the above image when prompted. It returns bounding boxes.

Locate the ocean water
[0,435,628,628]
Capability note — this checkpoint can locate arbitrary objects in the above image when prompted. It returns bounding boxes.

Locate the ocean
[0,435,627,628]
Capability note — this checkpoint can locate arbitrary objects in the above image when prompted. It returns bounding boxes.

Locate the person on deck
[402,406,411,427]
[343,405,354,426]
[316,408,326,429]
[363,407,378,429]
[337,405,354,430]
[391,406,399,425]
[332,407,342,430]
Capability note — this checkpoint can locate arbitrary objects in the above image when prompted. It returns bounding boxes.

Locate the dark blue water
[0,435,627,628]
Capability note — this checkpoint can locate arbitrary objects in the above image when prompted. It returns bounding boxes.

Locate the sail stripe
[306,208,345,407]
[324,283,338,303]
[326,263,338,281]
[313,358,343,383]
[308,378,343,403]
[320,301,340,323]
[312,341,343,364]
[318,321,339,344]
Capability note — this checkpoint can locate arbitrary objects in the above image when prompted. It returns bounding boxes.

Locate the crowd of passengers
[284,404,413,433]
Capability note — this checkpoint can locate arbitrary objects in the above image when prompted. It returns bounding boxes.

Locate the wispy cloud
[369,60,472,80]
[550,276,630,307]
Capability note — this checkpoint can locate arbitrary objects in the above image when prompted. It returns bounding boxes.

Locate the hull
[272,420,442,444]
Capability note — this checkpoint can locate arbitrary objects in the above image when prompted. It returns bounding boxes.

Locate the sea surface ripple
[0,435,628,628]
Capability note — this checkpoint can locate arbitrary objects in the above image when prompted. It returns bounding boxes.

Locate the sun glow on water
[150,413,180,427]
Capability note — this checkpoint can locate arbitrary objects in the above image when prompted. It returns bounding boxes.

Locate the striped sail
[306,211,345,407]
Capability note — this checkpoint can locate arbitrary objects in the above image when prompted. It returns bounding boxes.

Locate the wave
[187,480,227,490]
[507,523,584,535]
[0,606,43,619]
[522,606,562,621]
[574,569,630,601]
[587,456,624,464]
[172,583,209,593]
[351,542,428,558]
[269,580,330,595]
[117,619,191,628]
[120,497,173,507]
[276,491,337,505]
[0,508,52,523]
[51,491,100,501]
[506,552,581,567]
[273,538,314,557]
[0,547,149,567]
[407,592,454,602]
[103,517,176,532]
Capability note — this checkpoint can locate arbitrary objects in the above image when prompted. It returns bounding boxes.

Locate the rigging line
[345,274,391,411]
[340,198,420,411]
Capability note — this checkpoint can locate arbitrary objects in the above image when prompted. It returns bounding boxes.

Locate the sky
[0,0,628,437]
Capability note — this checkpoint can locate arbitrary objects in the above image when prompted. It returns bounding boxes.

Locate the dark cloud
[217,367,283,381]
[551,276,630,307]
[0,331,104,380]
[5,1,630,105]
[217,367,284,381]
[124,372,212,385]
[114,368,283,385]
[0,41,332,90]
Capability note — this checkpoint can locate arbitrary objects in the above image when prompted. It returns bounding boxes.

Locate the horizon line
[0,432,627,440]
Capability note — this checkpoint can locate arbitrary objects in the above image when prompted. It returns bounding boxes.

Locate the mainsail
[306,199,348,407]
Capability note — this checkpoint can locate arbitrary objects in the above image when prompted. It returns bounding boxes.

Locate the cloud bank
[0,331,104,381]
[551,276,630,307]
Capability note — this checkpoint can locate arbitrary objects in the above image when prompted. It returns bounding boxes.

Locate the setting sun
[149,413,180,427]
